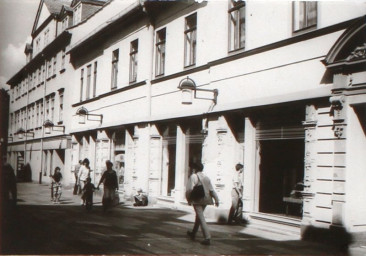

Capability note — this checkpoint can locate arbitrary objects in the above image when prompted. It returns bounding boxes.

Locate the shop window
[162,125,177,196]
[255,107,305,218]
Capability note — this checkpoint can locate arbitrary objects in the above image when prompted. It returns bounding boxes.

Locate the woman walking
[97,160,118,212]
[78,158,91,205]
[185,162,219,245]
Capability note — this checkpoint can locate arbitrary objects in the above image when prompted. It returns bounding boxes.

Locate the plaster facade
[6,0,366,237]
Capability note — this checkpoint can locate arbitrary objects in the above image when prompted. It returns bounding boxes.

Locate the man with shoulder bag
[185,162,219,246]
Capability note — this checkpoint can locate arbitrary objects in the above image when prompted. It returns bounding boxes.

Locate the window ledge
[183,64,196,70]
[72,81,146,107]
[228,47,245,55]
[292,24,317,35]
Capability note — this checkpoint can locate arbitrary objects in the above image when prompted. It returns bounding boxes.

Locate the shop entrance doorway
[258,139,304,218]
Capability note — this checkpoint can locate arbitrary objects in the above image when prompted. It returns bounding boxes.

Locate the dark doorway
[259,139,304,217]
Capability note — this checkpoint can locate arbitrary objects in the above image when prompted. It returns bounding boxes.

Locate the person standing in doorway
[186,162,219,246]
[73,160,82,195]
[97,160,118,212]
[78,158,91,205]
[228,163,244,224]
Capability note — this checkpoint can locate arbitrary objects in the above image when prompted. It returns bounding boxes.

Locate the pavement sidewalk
[4,181,366,255]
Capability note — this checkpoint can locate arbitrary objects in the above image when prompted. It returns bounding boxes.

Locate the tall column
[174,125,186,206]
[301,104,318,232]
[243,117,256,214]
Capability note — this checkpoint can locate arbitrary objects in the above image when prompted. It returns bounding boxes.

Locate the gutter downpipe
[142,0,154,195]
[24,69,30,178]
[39,57,47,184]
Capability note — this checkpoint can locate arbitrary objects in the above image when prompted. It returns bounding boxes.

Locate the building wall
[6,0,366,236]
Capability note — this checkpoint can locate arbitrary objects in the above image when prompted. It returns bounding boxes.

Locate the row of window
[10,91,64,134]
[77,1,316,101]
[12,49,66,102]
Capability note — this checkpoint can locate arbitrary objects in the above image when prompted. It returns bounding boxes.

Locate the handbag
[190,174,205,201]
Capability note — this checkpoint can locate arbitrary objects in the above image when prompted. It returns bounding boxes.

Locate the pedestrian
[82,177,97,210]
[97,160,118,211]
[78,158,92,205]
[133,188,148,206]
[118,162,125,187]
[73,160,82,195]
[185,162,219,246]
[1,162,17,208]
[228,163,244,224]
[50,167,63,204]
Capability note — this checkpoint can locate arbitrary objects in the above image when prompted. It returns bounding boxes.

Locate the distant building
[0,88,10,166]
[7,0,366,239]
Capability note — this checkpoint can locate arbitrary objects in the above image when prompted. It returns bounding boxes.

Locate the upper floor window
[93,61,98,97]
[184,13,197,67]
[228,0,245,51]
[86,64,92,100]
[62,17,69,31]
[293,1,317,32]
[59,90,64,122]
[80,69,84,102]
[155,28,166,76]
[61,48,66,71]
[129,40,138,83]
[47,59,52,79]
[74,4,82,25]
[111,49,119,89]
[36,37,41,54]
[53,55,57,76]
[44,29,50,46]
[50,96,55,122]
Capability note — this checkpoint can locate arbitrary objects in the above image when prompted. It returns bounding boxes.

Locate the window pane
[184,13,197,67]
[307,2,317,27]
[229,2,245,51]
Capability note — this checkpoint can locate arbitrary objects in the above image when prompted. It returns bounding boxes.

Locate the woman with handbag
[185,162,219,246]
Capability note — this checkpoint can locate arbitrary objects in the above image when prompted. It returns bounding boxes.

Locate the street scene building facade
[5,0,366,238]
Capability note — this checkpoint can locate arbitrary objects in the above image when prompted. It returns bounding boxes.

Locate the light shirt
[78,165,90,182]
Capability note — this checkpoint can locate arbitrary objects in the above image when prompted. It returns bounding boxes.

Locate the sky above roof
[0,0,39,90]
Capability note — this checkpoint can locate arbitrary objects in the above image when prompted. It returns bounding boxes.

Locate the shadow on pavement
[1,203,344,255]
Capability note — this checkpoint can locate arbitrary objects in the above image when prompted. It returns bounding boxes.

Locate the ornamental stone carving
[346,43,366,61]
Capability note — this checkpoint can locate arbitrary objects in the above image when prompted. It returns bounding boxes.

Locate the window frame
[80,69,84,102]
[93,61,97,97]
[155,28,166,77]
[228,0,245,52]
[184,13,197,67]
[292,1,317,33]
[59,90,64,123]
[129,39,138,83]
[111,49,119,89]
[86,64,92,100]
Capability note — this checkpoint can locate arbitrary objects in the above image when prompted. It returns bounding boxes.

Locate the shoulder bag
[190,174,205,201]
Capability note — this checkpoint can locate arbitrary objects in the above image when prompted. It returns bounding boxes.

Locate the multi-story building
[6,0,106,183]
[7,0,366,239]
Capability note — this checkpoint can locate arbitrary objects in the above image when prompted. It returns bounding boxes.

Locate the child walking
[82,177,97,210]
